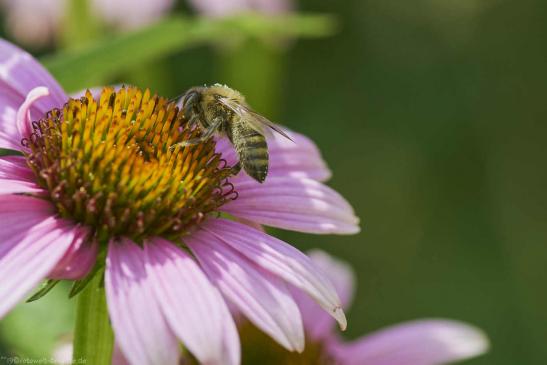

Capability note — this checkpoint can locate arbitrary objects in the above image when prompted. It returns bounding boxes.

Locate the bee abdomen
[237,134,269,183]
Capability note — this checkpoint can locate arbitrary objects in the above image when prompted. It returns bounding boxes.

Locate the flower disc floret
[23,86,236,242]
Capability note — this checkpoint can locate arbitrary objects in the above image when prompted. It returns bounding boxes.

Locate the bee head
[182,89,202,123]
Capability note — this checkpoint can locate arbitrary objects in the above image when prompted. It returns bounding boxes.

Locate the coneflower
[0,39,359,365]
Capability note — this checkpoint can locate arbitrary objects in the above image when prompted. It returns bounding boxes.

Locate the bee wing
[218,97,294,142]
[247,110,295,142]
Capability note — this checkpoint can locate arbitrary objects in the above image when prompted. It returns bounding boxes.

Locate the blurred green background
[1,0,546,364]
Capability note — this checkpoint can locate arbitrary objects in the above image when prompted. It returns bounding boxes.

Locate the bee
[174,84,293,183]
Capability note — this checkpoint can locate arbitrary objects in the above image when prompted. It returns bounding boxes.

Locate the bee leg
[171,117,222,149]
[173,136,207,148]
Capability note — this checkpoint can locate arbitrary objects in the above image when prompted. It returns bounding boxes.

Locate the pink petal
[187,231,305,352]
[49,226,97,280]
[217,290,241,365]
[234,217,265,232]
[16,86,50,139]
[307,250,355,309]
[0,39,66,146]
[222,176,360,234]
[216,129,331,181]
[0,156,34,180]
[144,238,240,365]
[189,0,291,17]
[202,218,347,330]
[0,156,43,195]
[0,180,44,195]
[0,212,77,318]
[105,238,180,365]
[0,39,66,109]
[112,342,130,365]
[0,131,20,150]
[0,92,23,149]
[0,195,54,238]
[188,0,252,17]
[292,250,356,342]
[331,320,489,365]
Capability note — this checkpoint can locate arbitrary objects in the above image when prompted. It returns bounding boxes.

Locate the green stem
[73,273,113,365]
[61,0,101,50]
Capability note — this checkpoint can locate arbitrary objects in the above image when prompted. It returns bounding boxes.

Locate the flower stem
[73,273,113,365]
[61,0,100,50]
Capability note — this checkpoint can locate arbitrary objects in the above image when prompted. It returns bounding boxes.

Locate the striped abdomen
[232,123,269,183]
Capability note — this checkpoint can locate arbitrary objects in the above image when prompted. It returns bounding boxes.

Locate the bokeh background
[1,0,546,364]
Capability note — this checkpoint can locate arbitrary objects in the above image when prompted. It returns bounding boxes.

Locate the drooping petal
[49,226,97,280]
[233,217,266,232]
[105,238,180,365]
[0,156,42,195]
[16,86,50,138]
[0,194,55,250]
[222,176,359,234]
[0,39,66,147]
[0,179,43,195]
[307,250,355,309]
[292,250,356,342]
[330,320,490,365]
[0,155,42,193]
[144,238,240,365]
[0,197,77,318]
[0,132,20,150]
[215,129,331,181]
[217,289,241,365]
[0,156,34,179]
[266,132,331,181]
[0,92,23,149]
[202,218,347,330]
[187,231,305,352]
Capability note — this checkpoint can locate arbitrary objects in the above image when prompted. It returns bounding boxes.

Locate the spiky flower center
[24,86,236,242]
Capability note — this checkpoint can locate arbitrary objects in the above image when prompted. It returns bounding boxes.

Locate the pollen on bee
[23,86,238,243]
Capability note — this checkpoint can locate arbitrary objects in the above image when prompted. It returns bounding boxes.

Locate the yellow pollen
[24,86,236,242]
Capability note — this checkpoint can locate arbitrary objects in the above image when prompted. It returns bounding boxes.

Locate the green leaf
[69,265,103,298]
[41,14,336,92]
[0,148,23,157]
[26,279,61,303]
